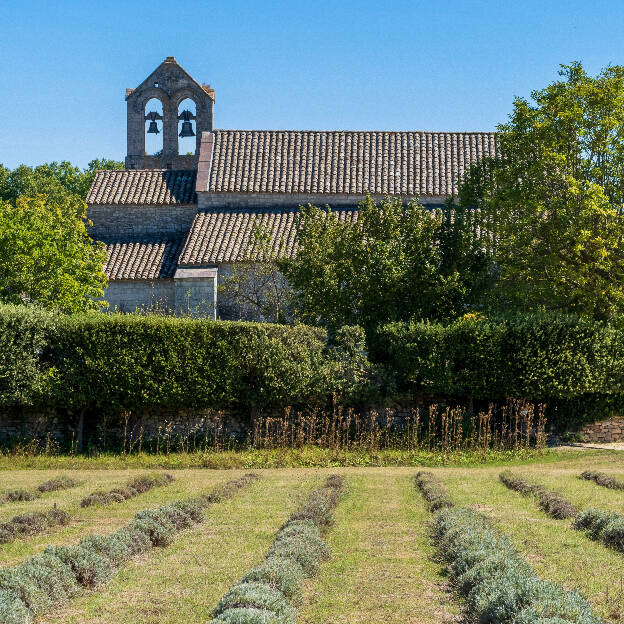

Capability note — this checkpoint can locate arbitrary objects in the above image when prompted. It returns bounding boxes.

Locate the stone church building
[87,57,498,318]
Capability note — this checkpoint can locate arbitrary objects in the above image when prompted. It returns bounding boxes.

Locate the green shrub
[239,557,304,603]
[210,607,294,624]
[433,507,603,624]
[499,472,578,520]
[579,470,624,491]
[371,313,624,428]
[415,471,454,512]
[43,545,113,588]
[214,582,294,618]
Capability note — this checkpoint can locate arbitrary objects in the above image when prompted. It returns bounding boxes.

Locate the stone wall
[104,279,174,313]
[88,204,198,239]
[579,416,624,443]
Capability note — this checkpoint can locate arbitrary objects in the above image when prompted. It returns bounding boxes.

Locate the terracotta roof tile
[203,130,498,196]
[103,238,184,279]
[87,170,197,205]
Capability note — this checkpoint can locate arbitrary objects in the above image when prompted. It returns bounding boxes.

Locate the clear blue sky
[1,0,624,169]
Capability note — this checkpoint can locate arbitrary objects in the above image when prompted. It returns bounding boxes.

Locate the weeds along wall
[0,304,332,413]
[370,313,624,429]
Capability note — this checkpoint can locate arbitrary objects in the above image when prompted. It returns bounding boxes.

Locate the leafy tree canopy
[0,195,108,313]
[460,62,624,322]
[279,195,491,335]
[0,159,121,313]
[0,158,123,206]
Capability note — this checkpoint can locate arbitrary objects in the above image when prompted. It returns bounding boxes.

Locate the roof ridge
[211,128,497,135]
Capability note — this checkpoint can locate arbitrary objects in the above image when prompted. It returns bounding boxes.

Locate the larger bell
[147,120,160,134]
[179,120,195,138]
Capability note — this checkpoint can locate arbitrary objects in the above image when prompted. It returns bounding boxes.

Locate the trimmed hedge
[0,304,334,411]
[0,473,258,623]
[414,471,454,512]
[208,475,344,624]
[573,508,624,552]
[433,506,603,624]
[371,313,624,426]
[80,473,173,508]
[499,472,578,519]
[579,471,624,491]
[0,509,70,544]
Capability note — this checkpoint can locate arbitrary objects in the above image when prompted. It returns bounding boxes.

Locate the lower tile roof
[103,238,184,280]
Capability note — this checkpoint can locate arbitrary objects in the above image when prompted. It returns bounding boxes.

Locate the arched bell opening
[144,98,163,156]
[177,98,197,155]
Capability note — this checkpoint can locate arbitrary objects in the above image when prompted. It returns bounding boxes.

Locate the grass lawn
[0,448,623,623]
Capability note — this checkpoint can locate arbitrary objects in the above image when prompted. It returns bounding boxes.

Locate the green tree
[0,158,123,206]
[280,195,490,334]
[0,194,107,313]
[460,62,624,321]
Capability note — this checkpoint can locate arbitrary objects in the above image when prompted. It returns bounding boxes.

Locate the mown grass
[0,445,608,471]
[3,450,624,623]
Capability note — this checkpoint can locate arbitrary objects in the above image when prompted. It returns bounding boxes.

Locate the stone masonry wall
[104,279,174,312]
[579,415,624,443]
[88,204,198,239]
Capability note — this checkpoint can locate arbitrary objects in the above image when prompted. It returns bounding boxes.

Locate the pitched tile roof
[203,130,498,196]
[180,205,489,265]
[103,238,184,280]
[180,207,361,265]
[87,170,197,205]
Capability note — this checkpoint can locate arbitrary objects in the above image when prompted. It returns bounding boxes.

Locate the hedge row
[499,472,578,519]
[1,476,77,506]
[0,473,258,624]
[208,474,344,624]
[0,304,339,411]
[0,509,69,544]
[371,313,624,416]
[573,508,624,553]
[80,473,173,508]
[414,471,453,512]
[433,506,603,624]
[580,470,624,491]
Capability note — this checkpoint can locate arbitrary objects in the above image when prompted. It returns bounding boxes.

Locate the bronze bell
[147,120,160,134]
[179,120,195,138]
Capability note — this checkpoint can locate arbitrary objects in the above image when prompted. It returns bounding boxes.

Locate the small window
[154,81,159,88]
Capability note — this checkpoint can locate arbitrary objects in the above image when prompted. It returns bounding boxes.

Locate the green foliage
[459,62,624,322]
[414,471,454,512]
[0,159,123,207]
[214,582,295,619]
[210,608,294,624]
[0,304,336,411]
[579,470,624,491]
[0,304,56,407]
[279,195,492,335]
[433,506,603,624]
[240,558,304,603]
[371,313,624,426]
[0,195,107,313]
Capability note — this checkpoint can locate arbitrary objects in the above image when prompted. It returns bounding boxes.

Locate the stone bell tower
[125,56,214,170]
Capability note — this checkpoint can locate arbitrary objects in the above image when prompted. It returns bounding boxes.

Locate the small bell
[179,120,195,138]
[147,120,160,134]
